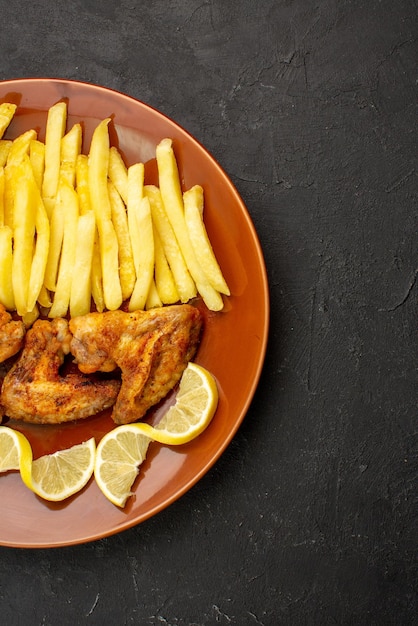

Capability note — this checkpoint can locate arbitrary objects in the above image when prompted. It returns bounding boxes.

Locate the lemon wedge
[0,426,96,502]
[94,362,218,507]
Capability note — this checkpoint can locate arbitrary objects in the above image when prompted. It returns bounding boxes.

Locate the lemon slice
[0,426,96,502]
[94,362,218,507]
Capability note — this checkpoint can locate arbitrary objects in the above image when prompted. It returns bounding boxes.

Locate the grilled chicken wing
[0,304,25,363]
[70,304,202,424]
[1,318,121,424]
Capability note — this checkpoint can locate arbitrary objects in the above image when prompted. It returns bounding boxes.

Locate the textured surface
[0,1,416,624]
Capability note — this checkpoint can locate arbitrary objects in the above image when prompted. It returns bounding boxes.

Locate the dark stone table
[0,1,416,624]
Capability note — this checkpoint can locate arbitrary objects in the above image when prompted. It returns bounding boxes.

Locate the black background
[1,1,416,624]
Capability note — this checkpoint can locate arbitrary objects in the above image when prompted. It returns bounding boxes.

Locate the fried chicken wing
[0,304,25,363]
[70,304,203,424]
[1,318,121,424]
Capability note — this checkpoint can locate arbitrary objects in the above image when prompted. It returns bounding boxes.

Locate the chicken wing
[70,304,203,424]
[1,318,121,424]
[0,304,25,363]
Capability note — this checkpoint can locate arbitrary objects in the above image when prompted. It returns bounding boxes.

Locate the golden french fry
[0,140,12,167]
[145,184,196,302]
[109,146,128,204]
[88,117,112,221]
[128,196,154,311]
[0,225,15,310]
[7,129,37,166]
[26,170,50,313]
[153,225,179,304]
[184,185,230,295]
[0,103,16,139]
[127,162,144,272]
[156,138,223,311]
[49,179,79,318]
[145,279,163,310]
[42,101,67,209]
[11,166,36,315]
[0,167,4,226]
[37,285,52,309]
[108,180,135,301]
[22,305,39,328]
[88,118,122,310]
[60,123,82,186]
[43,179,66,291]
[29,139,45,190]
[75,154,91,215]
[70,210,95,317]
[91,232,105,312]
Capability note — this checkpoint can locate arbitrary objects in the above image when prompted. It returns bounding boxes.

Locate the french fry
[145,184,196,302]
[0,103,16,139]
[70,210,95,317]
[91,233,105,312]
[11,166,36,316]
[37,285,52,309]
[88,118,122,310]
[0,167,4,226]
[108,180,135,301]
[0,140,12,167]
[7,129,37,166]
[156,138,224,311]
[49,179,79,318]
[153,225,179,304]
[29,139,45,191]
[127,162,144,274]
[60,123,82,186]
[75,154,91,215]
[0,225,15,310]
[43,179,66,291]
[129,196,154,311]
[42,101,67,213]
[184,185,230,295]
[145,279,163,310]
[109,146,128,204]
[26,166,50,313]
[22,305,39,328]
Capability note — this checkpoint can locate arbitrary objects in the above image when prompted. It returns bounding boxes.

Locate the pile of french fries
[0,101,230,325]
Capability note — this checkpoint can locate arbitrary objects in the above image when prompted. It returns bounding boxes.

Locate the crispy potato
[153,224,179,304]
[11,164,37,315]
[60,123,82,186]
[88,118,122,311]
[0,167,4,226]
[90,233,105,313]
[129,196,154,311]
[75,154,91,215]
[42,101,67,210]
[37,284,52,309]
[7,129,37,166]
[108,180,135,301]
[145,279,163,310]
[22,305,39,328]
[70,210,95,317]
[184,185,230,295]
[29,139,45,190]
[0,225,15,310]
[127,162,144,273]
[49,179,79,318]
[0,103,16,139]
[43,178,66,291]
[27,172,50,313]
[145,184,196,302]
[0,140,12,167]
[109,146,128,204]
[155,139,223,311]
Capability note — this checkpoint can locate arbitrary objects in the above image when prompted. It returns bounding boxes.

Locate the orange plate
[0,78,269,548]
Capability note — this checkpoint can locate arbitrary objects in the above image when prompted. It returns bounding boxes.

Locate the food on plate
[0,318,121,424]
[0,426,96,502]
[94,362,218,507]
[70,303,202,425]
[0,303,25,363]
[0,101,230,320]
